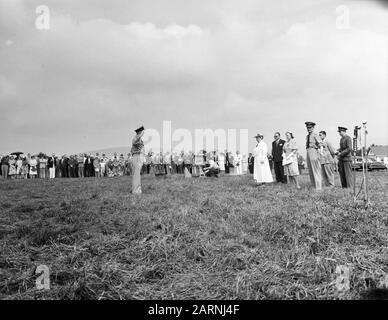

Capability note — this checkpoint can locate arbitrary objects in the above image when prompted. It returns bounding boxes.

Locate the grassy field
[0,170,387,300]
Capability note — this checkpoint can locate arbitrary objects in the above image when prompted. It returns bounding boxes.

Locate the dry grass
[0,170,387,300]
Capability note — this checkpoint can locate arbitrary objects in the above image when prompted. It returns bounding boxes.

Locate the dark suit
[47,157,55,168]
[55,158,61,177]
[68,157,77,178]
[84,157,91,177]
[60,157,69,178]
[84,157,95,177]
[337,134,353,188]
[272,139,287,183]
[225,153,230,174]
[248,155,254,174]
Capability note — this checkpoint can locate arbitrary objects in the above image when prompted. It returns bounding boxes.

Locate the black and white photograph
[0,0,387,309]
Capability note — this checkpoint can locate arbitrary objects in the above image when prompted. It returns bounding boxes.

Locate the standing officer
[335,126,354,189]
[305,122,322,191]
[131,126,145,194]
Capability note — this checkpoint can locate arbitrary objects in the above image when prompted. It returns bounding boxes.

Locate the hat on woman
[254,133,264,139]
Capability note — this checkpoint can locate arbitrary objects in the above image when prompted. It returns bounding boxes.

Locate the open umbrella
[10,151,23,156]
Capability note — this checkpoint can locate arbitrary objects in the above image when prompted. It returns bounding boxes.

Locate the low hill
[84,146,131,157]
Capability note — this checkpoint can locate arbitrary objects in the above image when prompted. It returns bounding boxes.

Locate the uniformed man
[335,126,353,189]
[305,121,322,190]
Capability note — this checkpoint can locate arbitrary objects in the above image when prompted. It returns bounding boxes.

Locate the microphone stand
[352,127,358,200]
[353,123,371,209]
[362,123,370,208]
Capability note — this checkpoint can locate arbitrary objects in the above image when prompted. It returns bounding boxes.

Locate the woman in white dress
[282,132,301,189]
[252,133,273,185]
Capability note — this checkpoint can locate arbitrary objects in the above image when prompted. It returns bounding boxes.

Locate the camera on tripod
[352,121,370,208]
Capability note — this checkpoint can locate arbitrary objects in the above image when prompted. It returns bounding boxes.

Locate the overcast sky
[0,0,387,155]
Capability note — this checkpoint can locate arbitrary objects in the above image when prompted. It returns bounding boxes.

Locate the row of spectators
[0,152,131,179]
[0,150,306,180]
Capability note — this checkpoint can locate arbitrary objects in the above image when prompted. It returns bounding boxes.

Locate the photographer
[203,159,219,177]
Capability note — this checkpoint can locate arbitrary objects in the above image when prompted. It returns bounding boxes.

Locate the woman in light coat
[252,133,273,185]
[282,132,301,189]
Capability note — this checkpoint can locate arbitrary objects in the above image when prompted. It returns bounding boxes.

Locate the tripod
[353,123,370,208]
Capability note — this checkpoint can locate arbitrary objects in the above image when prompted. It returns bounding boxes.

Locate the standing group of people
[140,150,252,176]
[249,121,353,191]
[1,122,355,196]
[0,148,256,181]
[0,154,39,180]
[0,152,137,180]
[303,122,354,191]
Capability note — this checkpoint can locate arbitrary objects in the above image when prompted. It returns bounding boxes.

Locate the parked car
[352,156,387,171]
[369,158,387,171]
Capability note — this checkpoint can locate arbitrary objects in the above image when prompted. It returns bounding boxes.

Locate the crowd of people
[0,152,132,180]
[0,149,275,180]
[127,122,351,194]
[1,121,353,195]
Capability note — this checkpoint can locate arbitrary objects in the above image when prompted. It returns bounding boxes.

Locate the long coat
[338,135,353,162]
[253,141,273,183]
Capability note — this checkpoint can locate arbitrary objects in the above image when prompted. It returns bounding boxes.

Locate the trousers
[274,161,287,183]
[306,148,322,190]
[321,163,335,187]
[132,154,144,194]
[1,165,8,179]
[49,167,55,179]
[338,160,353,189]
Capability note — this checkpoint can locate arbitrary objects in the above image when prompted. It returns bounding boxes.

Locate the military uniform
[131,126,145,194]
[337,127,353,189]
[305,122,322,190]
